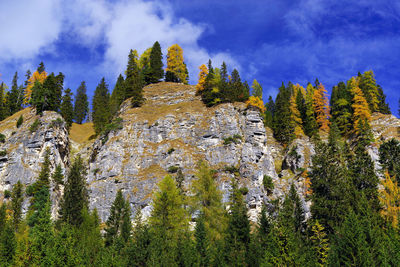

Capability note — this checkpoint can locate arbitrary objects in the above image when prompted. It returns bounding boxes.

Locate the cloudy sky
[0,0,399,113]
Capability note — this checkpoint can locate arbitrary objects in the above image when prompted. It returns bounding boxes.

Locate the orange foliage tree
[246,96,266,113]
[379,171,400,228]
[313,83,330,132]
[24,70,47,105]
[349,77,371,134]
[195,64,208,93]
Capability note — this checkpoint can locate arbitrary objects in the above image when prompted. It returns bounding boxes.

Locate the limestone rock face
[87,83,278,222]
[0,109,69,217]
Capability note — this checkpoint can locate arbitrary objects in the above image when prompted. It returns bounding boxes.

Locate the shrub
[29,119,41,133]
[3,190,11,199]
[167,148,175,154]
[239,187,249,195]
[168,166,179,173]
[26,184,35,196]
[51,118,64,128]
[0,133,5,143]
[223,134,242,145]
[16,115,23,128]
[263,175,274,195]
[0,150,7,157]
[224,165,239,174]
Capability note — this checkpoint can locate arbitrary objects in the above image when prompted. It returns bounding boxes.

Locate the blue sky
[0,0,399,114]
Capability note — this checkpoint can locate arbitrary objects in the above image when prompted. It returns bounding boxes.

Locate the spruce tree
[273,83,294,144]
[379,138,400,184]
[125,50,144,107]
[126,209,151,266]
[0,83,6,120]
[0,217,16,265]
[92,78,111,135]
[377,85,391,114]
[8,71,23,115]
[304,83,318,137]
[59,156,88,226]
[195,214,209,267]
[52,164,64,190]
[149,41,164,83]
[360,70,380,113]
[110,74,125,117]
[60,88,74,130]
[31,72,64,114]
[265,95,275,128]
[74,81,89,124]
[11,181,24,228]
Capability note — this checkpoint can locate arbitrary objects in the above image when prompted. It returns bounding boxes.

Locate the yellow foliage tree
[196,64,208,92]
[290,88,304,137]
[313,83,330,132]
[379,171,400,228]
[166,44,188,84]
[246,96,266,113]
[24,70,47,104]
[294,83,306,97]
[139,47,152,70]
[349,77,371,134]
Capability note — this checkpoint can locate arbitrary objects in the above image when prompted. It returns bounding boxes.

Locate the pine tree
[227,69,249,102]
[31,72,64,114]
[0,82,6,120]
[92,78,110,135]
[273,83,294,145]
[59,156,88,226]
[74,81,89,124]
[60,88,74,130]
[304,83,318,137]
[196,64,208,93]
[149,175,189,266]
[125,50,144,107]
[251,79,263,98]
[377,85,391,114]
[139,47,153,85]
[360,70,380,113]
[104,189,131,247]
[8,71,23,115]
[165,44,188,84]
[313,83,330,133]
[289,85,304,137]
[330,81,353,136]
[195,214,209,267]
[110,74,125,117]
[200,60,219,106]
[349,77,372,135]
[52,164,64,189]
[24,63,47,105]
[126,209,151,266]
[225,180,251,266]
[149,41,164,83]
[379,138,400,184]
[265,95,275,128]
[0,216,16,265]
[11,181,24,228]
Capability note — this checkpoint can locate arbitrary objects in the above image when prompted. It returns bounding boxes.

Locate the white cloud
[0,0,239,84]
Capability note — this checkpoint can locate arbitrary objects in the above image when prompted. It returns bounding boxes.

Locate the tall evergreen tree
[125,50,144,107]
[379,138,400,184]
[60,88,74,130]
[31,72,64,114]
[304,83,318,137]
[11,181,24,228]
[74,81,89,124]
[8,71,23,115]
[265,95,275,128]
[360,70,380,113]
[273,83,294,145]
[149,41,164,83]
[330,81,353,136]
[377,85,391,114]
[59,156,88,226]
[0,83,6,120]
[92,78,111,135]
[110,74,125,116]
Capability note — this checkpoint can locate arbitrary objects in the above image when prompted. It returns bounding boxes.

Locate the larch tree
[74,81,89,124]
[289,85,304,137]
[251,79,263,98]
[60,88,74,130]
[149,41,164,83]
[313,83,330,133]
[0,83,6,120]
[246,96,266,113]
[24,62,47,105]
[379,171,400,228]
[360,70,380,113]
[125,49,144,107]
[196,64,208,93]
[165,44,188,84]
[92,78,110,135]
[304,83,318,137]
[349,77,371,135]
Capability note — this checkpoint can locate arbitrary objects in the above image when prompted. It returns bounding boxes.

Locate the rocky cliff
[0,82,399,223]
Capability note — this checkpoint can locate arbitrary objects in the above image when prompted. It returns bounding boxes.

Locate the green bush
[0,150,7,157]
[167,148,175,154]
[224,165,239,174]
[223,134,242,145]
[3,190,11,199]
[51,118,64,128]
[26,184,35,196]
[239,187,249,195]
[0,133,5,143]
[263,175,274,195]
[16,115,23,128]
[29,119,41,133]
[168,166,180,173]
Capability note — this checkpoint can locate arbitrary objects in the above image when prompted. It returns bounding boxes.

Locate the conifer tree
[379,171,400,228]
[59,156,88,226]
[349,77,371,135]
[200,60,220,106]
[0,83,6,120]
[92,78,110,135]
[196,64,208,93]
[227,69,249,102]
[149,41,164,83]
[225,180,250,266]
[0,216,16,265]
[313,83,330,133]
[251,79,263,98]
[125,50,144,107]
[11,181,24,228]
[330,81,353,136]
[74,81,89,124]
[60,88,74,130]
[31,72,64,114]
[110,74,125,116]
[379,138,400,183]
[310,221,329,266]
[289,85,304,137]
[377,85,391,114]
[149,175,189,266]
[24,62,47,105]
[265,95,275,128]
[273,83,294,145]
[360,70,380,113]
[165,44,188,84]
[8,72,23,115]
[126,209,151,266]
[304,83,318,137]
[139,47,152,85]
[52,164,64,190]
